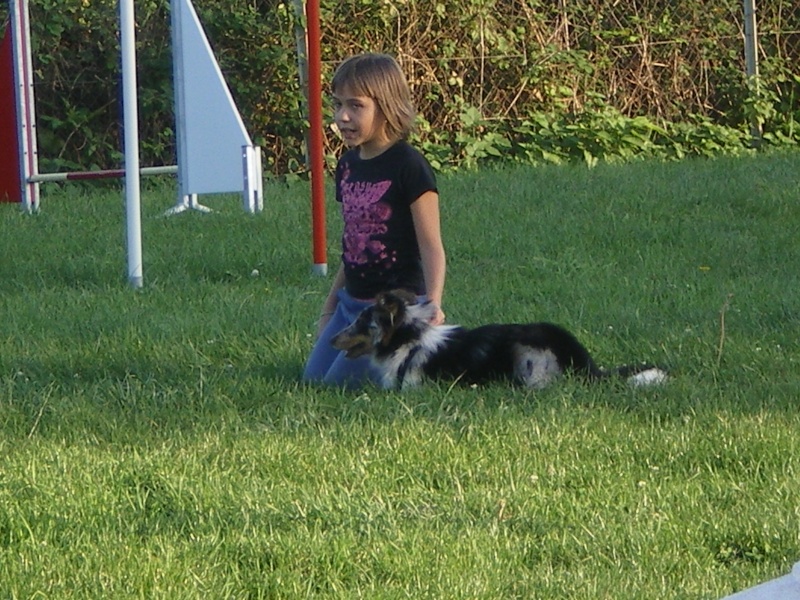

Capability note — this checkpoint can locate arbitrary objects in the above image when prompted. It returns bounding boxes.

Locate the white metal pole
[742,0,762,143]
[292,0,310,171]
[10,0,40,211]
[120,0,143,288]
[743,0,759,79]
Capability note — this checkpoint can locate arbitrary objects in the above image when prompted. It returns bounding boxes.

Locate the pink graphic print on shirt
[340,170,393,267]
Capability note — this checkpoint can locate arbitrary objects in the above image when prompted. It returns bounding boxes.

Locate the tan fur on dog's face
[330,308,377,358]
[330,290,417,358]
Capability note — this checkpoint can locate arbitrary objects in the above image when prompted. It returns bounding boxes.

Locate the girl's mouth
[340,129,358,143]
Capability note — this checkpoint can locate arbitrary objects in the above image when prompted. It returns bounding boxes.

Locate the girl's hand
[430,304,445,325]
[316,312,334,339]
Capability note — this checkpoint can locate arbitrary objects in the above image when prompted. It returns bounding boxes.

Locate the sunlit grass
[1,152,799,598]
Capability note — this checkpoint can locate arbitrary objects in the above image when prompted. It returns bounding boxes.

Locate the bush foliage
[1,0,798,175]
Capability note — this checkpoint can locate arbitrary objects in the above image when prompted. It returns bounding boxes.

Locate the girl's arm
[316,263,346,337]
[411,190,447,324]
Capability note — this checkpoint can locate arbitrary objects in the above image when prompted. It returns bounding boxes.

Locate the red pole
[0,22,21,202]
[305,0,327,275]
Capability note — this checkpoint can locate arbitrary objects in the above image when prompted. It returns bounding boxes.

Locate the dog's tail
[595,364,668,387]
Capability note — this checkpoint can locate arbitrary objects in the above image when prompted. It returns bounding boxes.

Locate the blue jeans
[302,289,382,389]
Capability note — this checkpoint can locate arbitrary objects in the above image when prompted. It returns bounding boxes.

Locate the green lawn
[1,153,798,598]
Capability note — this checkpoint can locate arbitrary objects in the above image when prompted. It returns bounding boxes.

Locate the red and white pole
[0,0,39,210]
[306,0,327,276]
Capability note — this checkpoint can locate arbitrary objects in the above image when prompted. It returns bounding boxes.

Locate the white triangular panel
[172,0,253,196]
[721,561,800,600]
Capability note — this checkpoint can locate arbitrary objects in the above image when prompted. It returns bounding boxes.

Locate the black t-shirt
[336,140,438,299]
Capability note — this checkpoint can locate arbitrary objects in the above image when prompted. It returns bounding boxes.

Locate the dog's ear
[376,289,415,311]
[375,291,404,329]
[390,289,417,305]
[373,290,412,344]
[410,299,439,324]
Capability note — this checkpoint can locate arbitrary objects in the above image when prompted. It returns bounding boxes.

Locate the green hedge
[1,0,798,175]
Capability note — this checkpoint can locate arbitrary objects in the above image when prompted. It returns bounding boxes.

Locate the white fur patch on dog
[377,324,459,389]
[406,301,439,324]
[628,368,669,387]
[513,346,563,389]
[378,345,418,389]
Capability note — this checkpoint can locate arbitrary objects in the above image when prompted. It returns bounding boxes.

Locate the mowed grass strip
[0,152,798,598]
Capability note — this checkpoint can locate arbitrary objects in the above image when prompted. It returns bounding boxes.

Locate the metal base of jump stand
[163,193,212,216]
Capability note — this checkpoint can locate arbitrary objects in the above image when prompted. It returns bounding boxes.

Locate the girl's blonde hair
[331,53,416,140]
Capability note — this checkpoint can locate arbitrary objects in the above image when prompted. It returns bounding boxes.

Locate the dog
[330,289,668,390]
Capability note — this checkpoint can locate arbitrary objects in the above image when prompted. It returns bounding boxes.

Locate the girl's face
[332,86,393,159]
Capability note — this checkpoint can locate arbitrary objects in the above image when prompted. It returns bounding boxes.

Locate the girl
[302,53,447,388]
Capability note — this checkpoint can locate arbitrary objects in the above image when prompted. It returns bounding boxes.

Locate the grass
[1,152,799,598]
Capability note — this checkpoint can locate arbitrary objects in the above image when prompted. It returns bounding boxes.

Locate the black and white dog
[331,289,668,390]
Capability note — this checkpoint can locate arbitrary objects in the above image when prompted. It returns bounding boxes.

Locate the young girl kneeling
[302,53,447,388]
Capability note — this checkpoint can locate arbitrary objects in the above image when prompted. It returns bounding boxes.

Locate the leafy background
[1,0,799,175]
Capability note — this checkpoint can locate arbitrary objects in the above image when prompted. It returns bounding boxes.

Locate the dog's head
[331,289,436,359]
[329,304,379,359]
